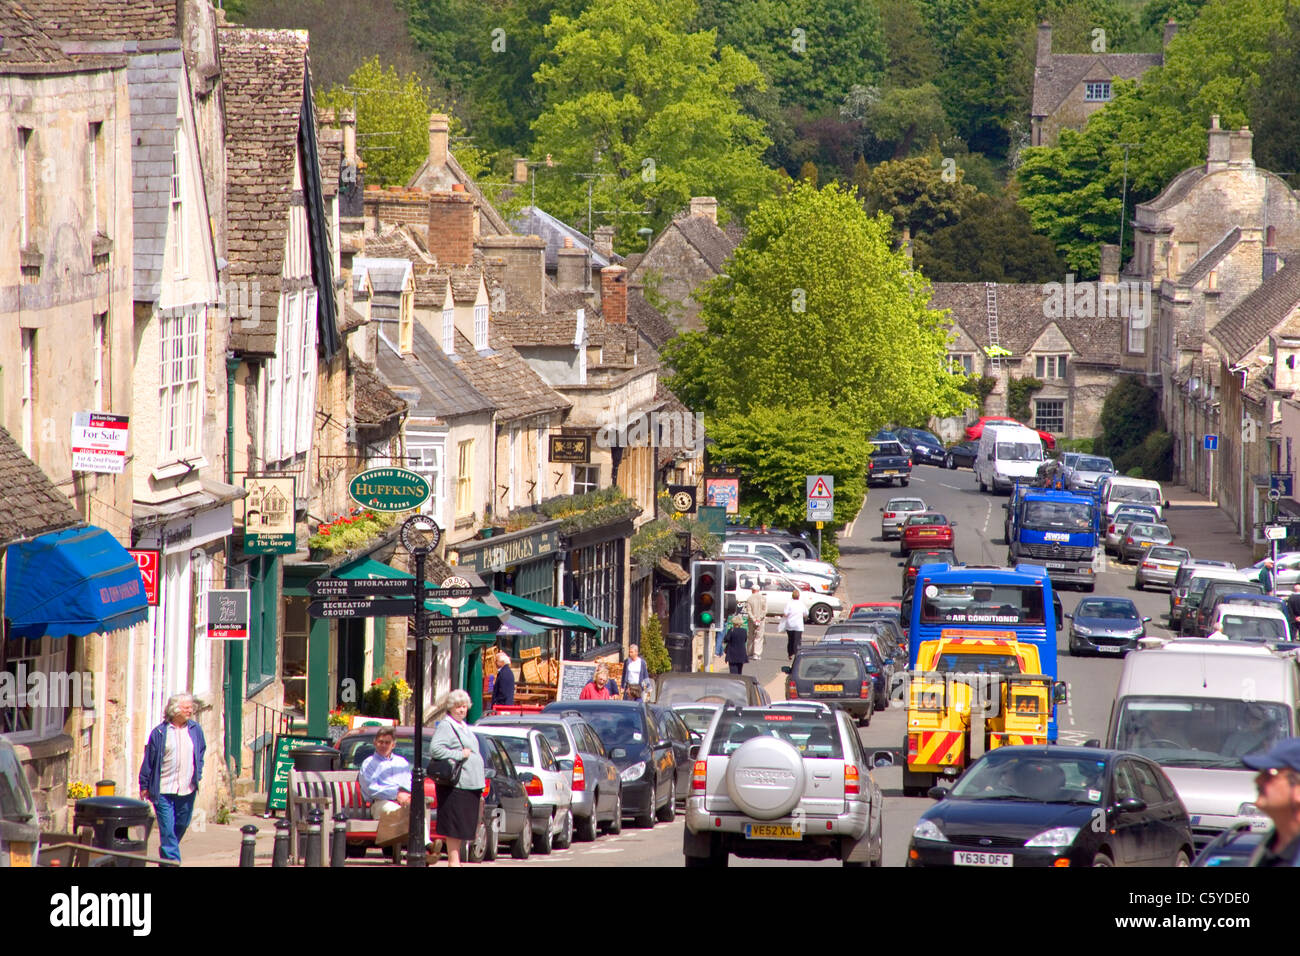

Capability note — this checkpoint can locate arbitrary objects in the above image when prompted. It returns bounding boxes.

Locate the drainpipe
[224,353,244,776]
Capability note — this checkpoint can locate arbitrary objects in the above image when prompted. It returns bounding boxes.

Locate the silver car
[880,497,927,540]
[1118,522,1174,564]
[1064,454,1116,492]
[683,704,890,867]
[1134,545,1191,590]
[1105,506,1159,555]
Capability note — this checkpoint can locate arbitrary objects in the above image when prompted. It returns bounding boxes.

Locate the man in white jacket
[745,585,768,660]
[781,590,807,659]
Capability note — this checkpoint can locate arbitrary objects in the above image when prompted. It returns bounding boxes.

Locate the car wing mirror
[557,759,573,771]
[1142,616,1151,623]
[780,665,791,674]
[1083,738,1101,748]
[927,786,951,800]
[1052,681,1069,704]
[870,750,895,769]
[1116,797,1147,814]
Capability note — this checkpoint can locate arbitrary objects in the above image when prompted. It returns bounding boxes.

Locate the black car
[902,548,958,594]
[473,730,535,861]
[944,441,979,470]
[541,699,677,828]
[898,428,947,466]
[783,645,876,725]
[1192,821,1269,866]
[651,705,699,804]
[908,747,1195,868]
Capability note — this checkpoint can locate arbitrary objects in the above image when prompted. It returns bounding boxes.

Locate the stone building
[1030,19,1171,147]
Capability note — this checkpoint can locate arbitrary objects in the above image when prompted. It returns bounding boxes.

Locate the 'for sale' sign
[71,412,129,474]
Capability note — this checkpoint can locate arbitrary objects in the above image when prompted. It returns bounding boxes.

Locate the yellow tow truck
[901,630,1059,796]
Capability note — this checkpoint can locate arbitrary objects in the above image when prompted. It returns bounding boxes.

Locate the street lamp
[399,513,441,867]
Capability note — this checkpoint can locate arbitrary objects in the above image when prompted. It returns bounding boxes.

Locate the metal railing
[248,699,294,793]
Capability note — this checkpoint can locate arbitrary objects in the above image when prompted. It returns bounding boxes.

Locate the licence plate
[747,824,802,840]
[954,851,1012,867]
[1141,541,1153,547]
[883,471,898,476]
[814,683,844,692]
[920,530,937,536]
[1046,562,1068,570]
[1097,645,1122,653]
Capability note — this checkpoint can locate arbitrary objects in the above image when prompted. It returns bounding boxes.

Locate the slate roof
[1208,263,1300,364]
[351,360,407,428]
[18,0,176,45]
[0,2,77,72]
[1179,227,1241,288]
[449,330,569,423]
[508,206,620,271]
[0,425,82,546]
[667,214,739,274]
[1031,52,1163,117]
[589,321,640,368]
[352,257,412,295]
[219,27,310,354]
[366,227,433,263]
[491,288,591,348]
[373,320,494,421]
[128,50,183,302]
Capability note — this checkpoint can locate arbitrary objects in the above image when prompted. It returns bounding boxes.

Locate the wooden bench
[287,768,436,862]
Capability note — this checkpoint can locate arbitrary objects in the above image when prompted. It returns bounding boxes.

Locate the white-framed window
[21,329,35,455]
[442,307,455,355]
[191,552,212,698]
[1035,354,1067,379]
[159,309,202,462]
[1085,81,1111,102]
[170,127,186,277]
[18,127,33,247]
[297,291,317,455]
[573,464,599,495]
[947,353,974,374]
[508,428,519,510]
[264,313,283,464]
[474,303,489,351]
[1128,312,1146,355]
[456,439,474,517]
[1035,399,1065,433]
[408,435,445,520]
[87,121,102,235]
[93,312,107,410]
[400,289,414,355]
[0,633,69,742]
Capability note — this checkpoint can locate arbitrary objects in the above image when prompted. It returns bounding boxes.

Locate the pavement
[1156,485,1259,567]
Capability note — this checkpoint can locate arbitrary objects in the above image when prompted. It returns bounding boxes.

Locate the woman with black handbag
[428,689,485,866]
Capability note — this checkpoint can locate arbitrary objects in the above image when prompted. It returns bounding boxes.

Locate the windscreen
[654,678,749,706]
[1220,615,1287,641]
[996,442,1044,462]
[1113,697,1293,767]
[490,734,534,768]
[1111,484,1161,504]
[1023,500,1092,530]
[872,442,906,457]
[580,710,648,751]
[674,708,718,735]
[1148,547,1190,562]
[927,652,1022,675]
[920,583,1045,625]
[1075,599,1139,620]
[795,655,862,681]
[949,751,1106,804]
[1075,456,1115,473]
[708,710,843,759]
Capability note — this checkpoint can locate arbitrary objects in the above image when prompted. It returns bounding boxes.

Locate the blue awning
[5,526,149,638]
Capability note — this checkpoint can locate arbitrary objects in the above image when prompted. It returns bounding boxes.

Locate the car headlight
[1071,625,1092,636]
[1024,826,1080,848]
[912,819,948,842]
[620,762,647,782]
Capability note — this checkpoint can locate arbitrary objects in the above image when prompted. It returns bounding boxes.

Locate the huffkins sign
[348,467,431,512]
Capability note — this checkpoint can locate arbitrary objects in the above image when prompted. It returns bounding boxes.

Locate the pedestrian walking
[781,590,807,659]
[722,615,749,675]
[1243,738,1300,866]
[745,585,768,660]
[429,689,486,867]
[138,693,206,863]
[492,652,516,708]
[623,645,649,699]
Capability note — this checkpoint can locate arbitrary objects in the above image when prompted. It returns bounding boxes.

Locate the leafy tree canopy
[915,192,1067,282]
[860,155,978,239]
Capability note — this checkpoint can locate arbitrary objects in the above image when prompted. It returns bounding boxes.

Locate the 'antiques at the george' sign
[348,467,432,512]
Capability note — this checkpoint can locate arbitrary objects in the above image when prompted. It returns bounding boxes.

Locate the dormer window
[1085,82,1111,102]
[399,287,414,355]
[442,306,455,355]
[170,127,187,277]
[474,303,488,351]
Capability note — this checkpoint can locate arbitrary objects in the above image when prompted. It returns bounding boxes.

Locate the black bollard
[272,817,290,868]
[330,813,347,867]
[305,806,324,868]
[239,824,259,868]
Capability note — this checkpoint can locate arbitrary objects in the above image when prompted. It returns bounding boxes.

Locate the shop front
[451,521,561,659]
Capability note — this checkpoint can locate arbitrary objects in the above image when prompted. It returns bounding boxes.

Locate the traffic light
[692,560,725,630]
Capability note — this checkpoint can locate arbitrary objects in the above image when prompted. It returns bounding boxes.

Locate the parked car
[901,512,956,554]
[672,702,722,737]
[825,620,906,667]
[1118,522,1174,564]
[683,704,889,866]
[474,726,574,854]
[1134,545,1191,590]
[1212,603,1294,646]
[944,440,979,470]
[847,601,902,623]
[1104,505,1160,555]
[730,567,842,626]
[1063,454,1116,492]
[542,700,677,828]
[473,730,537,861]
[783,645,876,725]
[907,747,1195,867]
[1169,560,1236,626]
[964,415,1056,450]
[1066,596,1149,656]
[650,671,771,707]
[651,705,698,804]
[1192,819,1271,867]
[725,555,835,596]
[721,539,840,586]
[1188,578,1266,636]
[0,736,39,867]
[880,497,928,540]
[901,548,959,594]
[725,527,821,560]
[897,427,947,466]
[476,713,623,842]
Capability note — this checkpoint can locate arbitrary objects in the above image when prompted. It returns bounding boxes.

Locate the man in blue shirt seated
[359,726,412,819]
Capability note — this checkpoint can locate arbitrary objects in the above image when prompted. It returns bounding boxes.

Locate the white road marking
[982,499,991,535]
[940,483,960,490]
[846,494,869,538]
[911,476,925,483]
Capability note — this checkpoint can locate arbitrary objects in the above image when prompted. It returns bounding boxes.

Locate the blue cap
[1242,737,1300,773]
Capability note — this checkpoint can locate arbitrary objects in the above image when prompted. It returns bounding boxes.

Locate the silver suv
[682,704,891,867]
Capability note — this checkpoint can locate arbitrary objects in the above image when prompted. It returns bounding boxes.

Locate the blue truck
[1003,479,1100,591]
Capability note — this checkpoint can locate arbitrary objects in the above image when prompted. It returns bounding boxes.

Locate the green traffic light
[700,611,713,624]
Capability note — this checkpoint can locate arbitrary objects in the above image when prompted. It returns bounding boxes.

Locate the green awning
[492,590,612,632]
[424,598,501,618]
[336,559,414,580]
[496,613,550,636]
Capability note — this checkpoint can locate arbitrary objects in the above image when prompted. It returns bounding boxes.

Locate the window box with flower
[307,508,398,559]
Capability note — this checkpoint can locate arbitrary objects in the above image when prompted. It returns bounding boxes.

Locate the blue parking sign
[1203,434,1218,451]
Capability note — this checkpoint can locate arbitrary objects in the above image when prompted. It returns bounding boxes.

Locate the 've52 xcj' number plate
[746,824,802,840]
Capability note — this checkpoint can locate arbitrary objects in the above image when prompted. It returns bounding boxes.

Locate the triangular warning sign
[809,477,832,499]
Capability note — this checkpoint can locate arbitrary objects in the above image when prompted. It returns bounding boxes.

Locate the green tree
[316,58,488,188]
[916,192,1067,281]
[841,84,952,160]
[663,181,967,432]
[860,155,977,238]
[1250,7,1300,180]
[1096,375,1160,459]
[529,0,780,246]
[879,0,943,87]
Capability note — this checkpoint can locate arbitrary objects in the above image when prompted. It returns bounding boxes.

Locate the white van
[974,423,1044,493]
[1099,476,1168,520]
[1104,639,1299,847]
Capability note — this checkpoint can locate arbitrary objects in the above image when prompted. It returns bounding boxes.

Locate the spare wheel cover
[725,737,806,820]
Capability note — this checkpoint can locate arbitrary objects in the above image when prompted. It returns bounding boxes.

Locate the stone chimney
[1229,126,1254,166]
[593,225,615,259]
[1207,115,1231,169]
[1163,19,1178,48]
[898,226,913,267]
[513,157,529,184]
[341,108,357,166]
[557,236,589,292]
[689,196,718,224]
[1036,21,1052,68]
[601,264,627,325]
[428,113,449,171]
[1100,244,1120,284]
[477,235,547,312]
[427,188,476,266]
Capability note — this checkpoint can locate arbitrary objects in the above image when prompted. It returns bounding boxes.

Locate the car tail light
[907,458,913,467]
[860,681,871,699]
[884,512,896,519]
[1108,524,1116,534]
[787,680,798,699]
[844,764,860,796]
[525,776,544,797]
[572,754,585,791]
[1142,561,1157,569]
[692,760,708,792]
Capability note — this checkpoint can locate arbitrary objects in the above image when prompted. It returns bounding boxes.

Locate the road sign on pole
[1203,434,1218,451]
[307,598,416,619]
[437,576,474,609]
[1265,525,1286,540]
[806,474,834,523]
[308,577,417,598]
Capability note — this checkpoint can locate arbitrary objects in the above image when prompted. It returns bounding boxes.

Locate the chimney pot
[428,113,450,170]
[557,239,588,291]
[601,265,628,325]
[1100,244,1120,283]
[341,108,357,165]
[1036,21,1052,67]
[1207,117,1231,168]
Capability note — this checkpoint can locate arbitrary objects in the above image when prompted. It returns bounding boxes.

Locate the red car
[964,415,1057,450]
[901,513,955,553]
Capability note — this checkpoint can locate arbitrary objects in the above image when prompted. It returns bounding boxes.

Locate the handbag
[427,721,469,786]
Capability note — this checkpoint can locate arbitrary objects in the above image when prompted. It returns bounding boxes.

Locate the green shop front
[451,522,562,659]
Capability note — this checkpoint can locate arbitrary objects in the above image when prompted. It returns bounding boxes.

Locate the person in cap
[1242,738,1300,866]
[722,614,750,675]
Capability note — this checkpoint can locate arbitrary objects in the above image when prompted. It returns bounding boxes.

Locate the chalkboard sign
[557,661,599,702]
[266,733,332,811]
